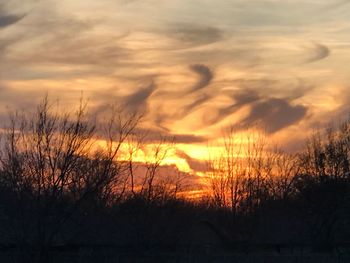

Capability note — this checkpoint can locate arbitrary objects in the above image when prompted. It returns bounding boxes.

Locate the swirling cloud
[123,82,156,114]
[237,98,307,133]
[168,23,223,47]
[0,6,25,28]
[304,42,330,63]
[188,64,213,93]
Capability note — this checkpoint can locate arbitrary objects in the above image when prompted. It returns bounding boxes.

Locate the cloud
[0,6,25,28]
[0,0,345,149]
[202,79,310,131]
[176,150,207,172]
[175,94,211,120]
[0,84,45,109]
[0,38,15,56]
[203,88,261,126]
[3,6,131,71]
[0,84,56,128]
[168,23,223,47]
[304,42,330,63]
[231,78,312,101]
[188,64,213,93]
[185,94,211,109]
[105,125,208,144]
[177,40,330,68]
[16,33,129,67]
[123,82,156,113]
[237,98,307,133]
[229,88,261,106]
[142,132,207,144]
[153,65,214,128]
[172,133,208,144]
[324,0,350,9]
[214,89,261,123]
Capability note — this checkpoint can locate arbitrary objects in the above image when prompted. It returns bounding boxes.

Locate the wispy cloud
[237,98,307,133]
[188,64,213,93]
[123,82,156,114]
[176,150,207,172]
[0,5,25,28]
[304,42,330,63]
[0,0,348,151]
[167,23,223,47]
[202,80,310,133]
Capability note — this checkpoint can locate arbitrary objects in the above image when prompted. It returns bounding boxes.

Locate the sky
[1,0,350,176]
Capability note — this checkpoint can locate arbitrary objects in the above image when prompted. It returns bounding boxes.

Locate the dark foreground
[1,248,350,263]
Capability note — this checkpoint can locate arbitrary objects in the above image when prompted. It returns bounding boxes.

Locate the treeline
[205,124,350,248]
[205,124,350,213]
[0,99,349,262]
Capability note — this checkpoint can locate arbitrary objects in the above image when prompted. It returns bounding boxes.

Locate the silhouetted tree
[0,97,141,262]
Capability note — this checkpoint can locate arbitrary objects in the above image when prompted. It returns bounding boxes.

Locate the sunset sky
[1,0,350,176]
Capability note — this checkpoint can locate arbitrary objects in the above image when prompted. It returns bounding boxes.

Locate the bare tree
[264,148,299,200]
[206,154,229,208]
[0,97,141,262]
[140,136,174,203]
[205,129,298,213]
[206,128,246,212]
[299,120,350,180]
[125,129,146,197]
[296,119,350,245]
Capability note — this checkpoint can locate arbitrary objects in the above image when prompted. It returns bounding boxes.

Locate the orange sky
[1,0,350,180]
